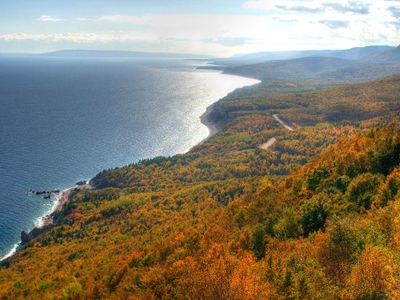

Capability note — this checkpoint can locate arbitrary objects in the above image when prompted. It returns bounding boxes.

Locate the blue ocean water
[0,56,258,259]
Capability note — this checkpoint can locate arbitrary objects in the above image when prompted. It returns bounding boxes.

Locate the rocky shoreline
[4,73,259,261]
[200,102,222,139]
[18,101,227,248]
[20,181,93,246]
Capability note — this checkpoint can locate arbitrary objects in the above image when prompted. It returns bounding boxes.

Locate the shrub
[273,207,301,239]
[250,225,267,260]
[307,166,330,191]
[345,173,383,210]
[301,196,329,236]
[345,245,398,299]
[61,281,83,300]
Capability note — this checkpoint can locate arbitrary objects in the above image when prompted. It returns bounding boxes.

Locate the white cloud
[242,0,374,14]
[96,10,399,53]
[2,4,399,56]
[99,14,271,41]
[241,0,399,45]
[38,15,62,22]
[0,32,154,43]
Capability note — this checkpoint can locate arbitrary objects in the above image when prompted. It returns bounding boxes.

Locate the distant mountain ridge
[214,45,395,66]
[41,49,210,59]
[218,45,400,83]
[224,57,358,81]
[370,45,400,63]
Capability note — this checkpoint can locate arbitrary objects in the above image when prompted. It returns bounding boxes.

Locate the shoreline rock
[19,182,93,247]
[21,226,51,245]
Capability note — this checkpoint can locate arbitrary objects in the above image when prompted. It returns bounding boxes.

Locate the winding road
[272,114,294,131]
[259,114,294,150]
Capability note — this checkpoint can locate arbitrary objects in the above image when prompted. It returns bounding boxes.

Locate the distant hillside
[224,55,400,82]
[223,57,357,80]
[321,61,400,82]
[2,72,400,299]
[214,45,393,66]
[370,45,400,63]
[42,50,210,59]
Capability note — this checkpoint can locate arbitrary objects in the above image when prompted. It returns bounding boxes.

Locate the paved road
[259,114,294,151]
[259,137,277,150]
[273,114,294,131]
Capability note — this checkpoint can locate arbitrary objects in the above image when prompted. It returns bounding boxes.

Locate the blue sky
[0,0,399,56]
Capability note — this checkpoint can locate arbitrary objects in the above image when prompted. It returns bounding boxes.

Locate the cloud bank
[1,0,399,55]
[38,15,62,22]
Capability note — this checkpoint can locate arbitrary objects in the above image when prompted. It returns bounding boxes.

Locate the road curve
[259,114,294,151]
[259,137,277,150]
[273,114,294,131]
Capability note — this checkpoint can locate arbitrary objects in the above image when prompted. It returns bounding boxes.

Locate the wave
[0,243,19,261]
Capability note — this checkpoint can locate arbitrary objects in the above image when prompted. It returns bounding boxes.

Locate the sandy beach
[37,181,93,228]
[200,102,221,138]
[0,182,93,262]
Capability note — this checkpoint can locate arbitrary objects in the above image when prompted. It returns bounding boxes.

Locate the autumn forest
[2,52,400,299]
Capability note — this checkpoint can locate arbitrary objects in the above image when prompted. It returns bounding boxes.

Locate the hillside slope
[1,75,400,299]
[223,57,357,81]
[212,45,393,66]
[370,45,400,63]
[224,55,400,83]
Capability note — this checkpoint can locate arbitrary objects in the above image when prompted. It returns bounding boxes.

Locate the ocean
[0,56,258,259]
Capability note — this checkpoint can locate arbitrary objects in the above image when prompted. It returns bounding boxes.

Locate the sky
[0,0,399,57]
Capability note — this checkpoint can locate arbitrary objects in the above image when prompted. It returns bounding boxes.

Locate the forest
[1,73,400,299]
